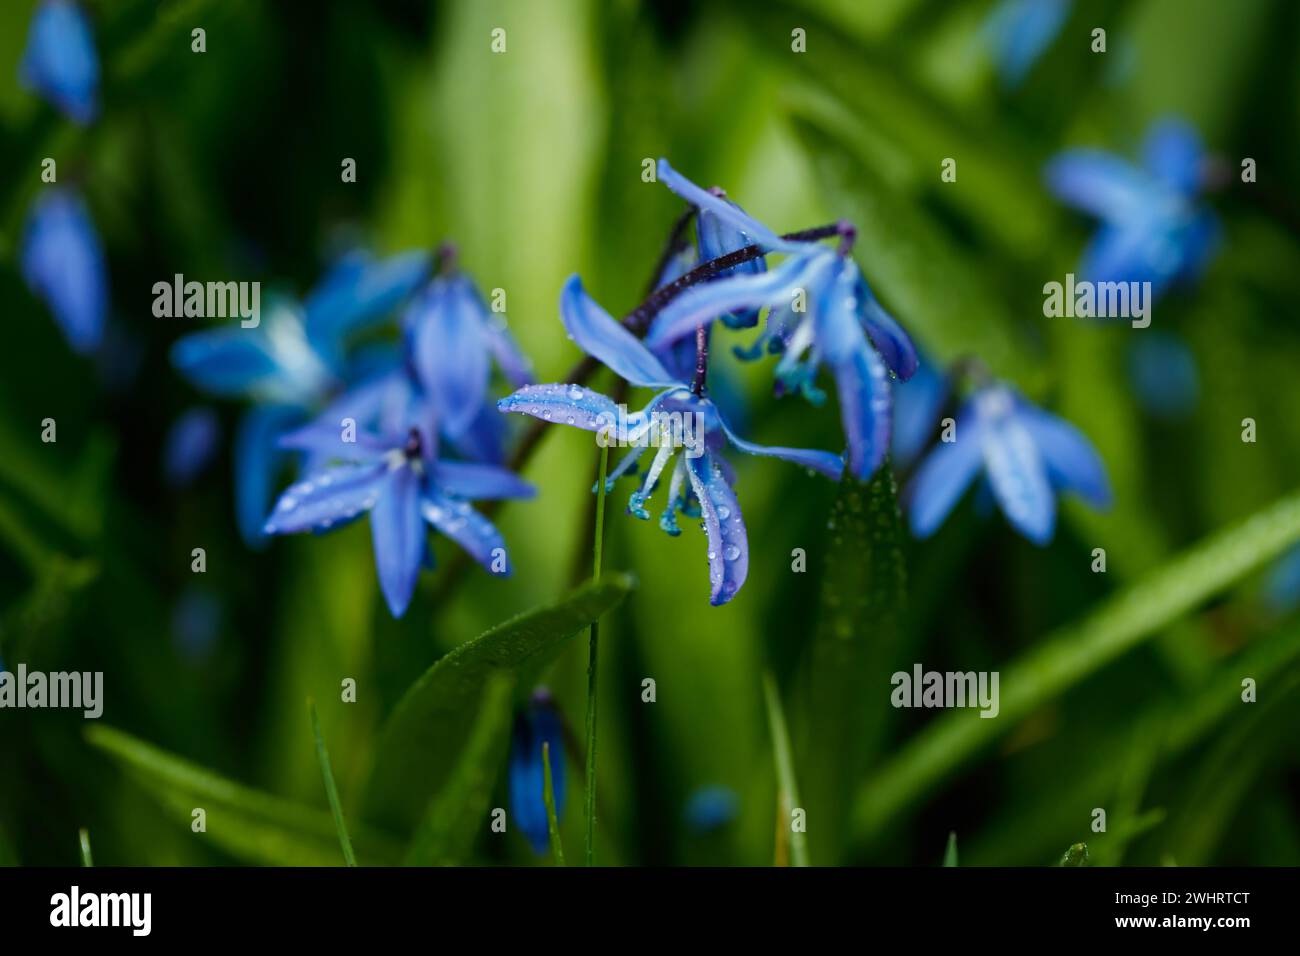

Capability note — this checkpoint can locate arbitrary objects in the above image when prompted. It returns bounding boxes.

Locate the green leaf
[86,725,403,866]
[799,466,906,864]
[309,698,357,867]
[366,573,635,831]
[852,486,1300,847]
[1059,843,1089,867]
[543,740,566,867]
[404,672,515,866]
[943,831,958,868]
[764,671,808,867]
[78,828,93,867]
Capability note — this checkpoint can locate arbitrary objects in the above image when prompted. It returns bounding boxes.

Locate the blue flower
[1045,119,1219,297]
[1126,331,1199,421]
[403,265,532,441]
[983,0,1073,87]
[163,406,221,487]
[694,188,769,329]
[509,690,566,855]
[499,275,842,606]
[683,785,739,834]
[907,383,1110,545]
[304,249,431,368]
[643,160,917,479]
[890,355,949,468]
[20,188,108,355]
[264,415,533,618]
[19,0,99,124]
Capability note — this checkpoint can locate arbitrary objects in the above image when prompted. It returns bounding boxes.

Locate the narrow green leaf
[943,832,958,868]
[853,487,1300,846]
[309,698,357,867]
[86,725,402,866]
[800,466,906,864]
[366,573,635,830]
[764,671,809,867]
[543,741,566,867]
[78,828,93,867]
[404,672,515,866]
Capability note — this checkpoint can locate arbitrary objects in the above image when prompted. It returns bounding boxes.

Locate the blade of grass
[853,486,1300,847]
[543,741,566,867]
[763,671,808,867]
[943,831,958,867]
[309,698,357,867]
[78,828,92,867]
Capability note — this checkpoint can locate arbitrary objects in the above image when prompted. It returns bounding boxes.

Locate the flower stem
[584,442,610,866]
[691,324,709,396]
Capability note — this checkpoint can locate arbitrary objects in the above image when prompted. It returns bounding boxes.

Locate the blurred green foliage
[2,0,1299,867]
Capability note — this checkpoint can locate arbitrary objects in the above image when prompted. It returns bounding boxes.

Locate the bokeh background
[2,0,1300,867]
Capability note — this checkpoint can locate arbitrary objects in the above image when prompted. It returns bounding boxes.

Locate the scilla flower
[304,248,431,368]
[907,382,1110,545]
[21,188,108,355]
[19,0,99,124]
[1045,119,1219,297]
[643,160,916,479]
[499,276,841,606]
[265,410,533,617]
[983,0,1073,88]
[403,248,532,442]
[509,689,566,855]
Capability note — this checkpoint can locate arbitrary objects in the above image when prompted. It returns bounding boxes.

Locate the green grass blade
[853,487,1300,846]
[404,672,515,866]
[764,671,808,867]
[366,573,635,831]
[543,741,566,867]
[943,831,958,868]
[1059,843,1089,867]
[86,725,402,866]
[309,698,357,867]
[585,443,610,867]
[78,828,93,867]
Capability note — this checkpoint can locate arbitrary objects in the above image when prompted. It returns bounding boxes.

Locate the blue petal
[262,460,387,535]
[984,0,1072,87]
[697,200,769,328]
[907,406,985,539]
[1142,119,1205,198]
[163,406,221,487]
[421,488,510,576]
[1018,404,1111,507]
[657,159,804,253]
[171,328,283,398]
[1078,220,1182,293]
[1126,331,1199,421]
[276,417,389,460]
[497,383,623,433]
[1044,150,1151,223]
[509,704,565,854]
[560,275,677,387]
[234,405,302,547]
[369,463,425,617]
[20,189,107,354]
[685,453,748,606]
[19,0,99,124]
[450,398,507,465]
[683,785,739,833]
[860,294,918,381]
[482,316,534,387]
[406,275,489,438]
[718,416,843,480]
[306,249,430,365]
[891,357,948,467]
[644,252,833,352]
[432,460,536,501]
[980,393,1055,544]
[834,345,893,479]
